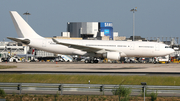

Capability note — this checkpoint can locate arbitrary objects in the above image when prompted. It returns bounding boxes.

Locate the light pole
[23,11,31,55]
[130,7,137,41]
[23,11,31,23]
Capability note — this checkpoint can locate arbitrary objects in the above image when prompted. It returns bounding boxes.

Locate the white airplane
[8,11,174,63]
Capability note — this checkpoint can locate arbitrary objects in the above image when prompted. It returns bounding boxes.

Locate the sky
[1,0,180,42]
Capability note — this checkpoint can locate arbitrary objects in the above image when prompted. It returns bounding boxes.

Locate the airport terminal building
[62,22,116,40]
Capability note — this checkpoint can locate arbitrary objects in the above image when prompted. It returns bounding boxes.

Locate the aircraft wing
[7,37,30,44]
[52,38,115,53]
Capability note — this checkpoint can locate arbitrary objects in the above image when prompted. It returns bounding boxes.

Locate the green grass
[0,65,17,69]
[0,74,179,85]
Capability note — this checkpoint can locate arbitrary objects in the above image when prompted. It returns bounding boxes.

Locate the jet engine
[103,52,121,60]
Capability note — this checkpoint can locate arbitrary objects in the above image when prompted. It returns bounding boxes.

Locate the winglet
[52,38,59,44]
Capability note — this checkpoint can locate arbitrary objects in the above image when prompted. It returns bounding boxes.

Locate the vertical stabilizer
[10,11,43,38]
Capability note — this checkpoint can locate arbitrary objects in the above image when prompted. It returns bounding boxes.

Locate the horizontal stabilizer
[7,37,30,44]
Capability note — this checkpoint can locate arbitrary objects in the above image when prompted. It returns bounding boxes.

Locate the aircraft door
[130,44,135,50]
[42,41,46,47]
[155,44,159,51]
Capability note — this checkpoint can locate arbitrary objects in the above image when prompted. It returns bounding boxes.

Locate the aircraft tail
[9,11,43,38]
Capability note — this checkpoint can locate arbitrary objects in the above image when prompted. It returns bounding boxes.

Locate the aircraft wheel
[93,60,98,63]
[84,59,89,63]
[90,60,94,63]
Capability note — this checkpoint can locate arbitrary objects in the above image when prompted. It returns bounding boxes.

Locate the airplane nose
[171,49,175,54]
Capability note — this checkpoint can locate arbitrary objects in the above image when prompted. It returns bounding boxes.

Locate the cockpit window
[165,46,171,48]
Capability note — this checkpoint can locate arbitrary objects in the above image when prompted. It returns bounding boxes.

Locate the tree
[112,85,131,101]
[0,89,6,97]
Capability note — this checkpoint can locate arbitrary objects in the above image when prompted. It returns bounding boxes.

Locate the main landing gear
[84,57,98,63]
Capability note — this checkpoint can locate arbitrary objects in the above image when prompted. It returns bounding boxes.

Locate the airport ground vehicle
[0,53,10,62]
[55,55,73,62]
[8,56,21,62]
[61,55,73,62]
[171,55,180,63]
[154,55,170,64]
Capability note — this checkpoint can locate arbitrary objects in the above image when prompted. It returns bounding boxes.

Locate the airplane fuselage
[28,38,174,58]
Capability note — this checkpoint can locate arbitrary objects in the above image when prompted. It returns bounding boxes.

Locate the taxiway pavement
[0,62,180,73]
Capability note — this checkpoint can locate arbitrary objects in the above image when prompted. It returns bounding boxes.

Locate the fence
[0,83,180,96]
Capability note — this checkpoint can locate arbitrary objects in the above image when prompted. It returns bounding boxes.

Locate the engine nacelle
[103,52,121,60]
